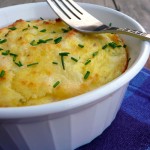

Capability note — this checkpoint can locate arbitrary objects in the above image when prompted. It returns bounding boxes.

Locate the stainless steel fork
[46,0,150,41]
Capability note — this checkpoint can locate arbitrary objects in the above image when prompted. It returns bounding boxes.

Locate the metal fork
[46,0,150,41]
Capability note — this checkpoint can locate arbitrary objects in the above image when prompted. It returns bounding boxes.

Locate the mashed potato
[0,19,128,107]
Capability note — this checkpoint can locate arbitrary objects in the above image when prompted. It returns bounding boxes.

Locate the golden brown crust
[0,19,128,107]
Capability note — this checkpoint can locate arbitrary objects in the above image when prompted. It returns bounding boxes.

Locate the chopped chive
[53,81,60,88]
[0,48,3,51]
[22,28,28,31]
[40,29,46,32]
[52,62,58,65]
[40,17,44,20]
[9,27,17,30]
[102,44,108,49]
[62,28,69,33]
[10,53,18,61]
[28,24,30,27]
[61,56,65,70]
[128,57,131,63]
[59,52,70,70]
[45,39,53,42]
[12,55,18,61]
[71,57,78,62]
[30,39,53,46]
[69,26,72,30]
[61,28,71,33]
[103,42,122,49]
[109,42,117,48]
[59,52,70,56]
[109,22,112,27]
[10,53,18,57]
[0,70,5,78]
[123,44,127,48]
[0,39,7,44]
[15,61,23,67]
[27,62,39,67]
[117,45,122,48]
[78,44,84,48]
[30,40,37,46]
[5,32,9,37]
[54,37,62,44]
[33,26,38,29]
[84,71,90,79]
[2,50,10,55]
[92,51,98,57]
[37,38,53,44]
[85,59,91,65]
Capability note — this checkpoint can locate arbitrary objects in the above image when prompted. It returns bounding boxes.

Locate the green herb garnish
[13,56,17,61]
[27,62,39,67]
[52,62,58,65]
[108,42,122,49]
[102,42,122,49]
[71,57,78,62]
[53,81,60,88]
[102,44,108,49]
[10,53,18,57]
[61,28,71,33]
[59,52,70,70]
[30,40,37,46]
[0,39,7,44]
[84,71,90,79]
[109,22,112,27]
[0,70,5,78]
[78,44,84,48]
[92,51,98,57]
[59,52,70,56]
[15,61,23,67]
[0,48,3,51]
[54,37,62,44]
[40,29,46,32]
[30,38,53,46]
[10,53,18,61]
[37,39,53,44]
[85,59,91,65]
[9,53,18,61]
[5,32,9,37]
[40,17,44,20]
[128,57,131,63]
[123,44,127,48]
[12,55,18,61]
[9,27,17,30]
[22,28,28,31]
[33,26,38,29]
[62,28,69,33]
[2,50,10,55]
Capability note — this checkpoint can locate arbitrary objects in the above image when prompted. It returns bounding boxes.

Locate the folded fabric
[77,68,150,150]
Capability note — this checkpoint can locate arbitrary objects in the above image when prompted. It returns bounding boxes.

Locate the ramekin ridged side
[0,84,128,150]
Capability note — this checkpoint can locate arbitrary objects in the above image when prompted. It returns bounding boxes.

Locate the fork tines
[47,0,102,30]
[47,0,87,20]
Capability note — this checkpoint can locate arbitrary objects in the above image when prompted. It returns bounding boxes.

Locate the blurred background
[0,0,149,68]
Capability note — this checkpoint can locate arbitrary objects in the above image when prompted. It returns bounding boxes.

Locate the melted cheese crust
[0,19,128,107]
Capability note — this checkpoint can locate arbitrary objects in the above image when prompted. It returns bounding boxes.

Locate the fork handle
[103,27,150,41]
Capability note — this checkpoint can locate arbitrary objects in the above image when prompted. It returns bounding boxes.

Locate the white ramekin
[0,2,149,150]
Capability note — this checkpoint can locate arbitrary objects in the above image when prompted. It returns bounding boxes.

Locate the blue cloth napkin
[77,68,150,150]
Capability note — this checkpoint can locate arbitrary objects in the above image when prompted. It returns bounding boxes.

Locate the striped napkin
[77,68,150,150]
